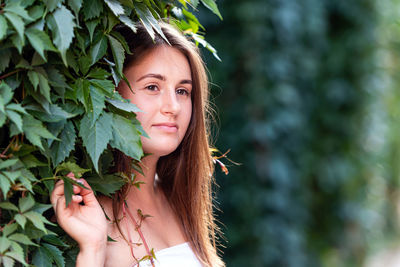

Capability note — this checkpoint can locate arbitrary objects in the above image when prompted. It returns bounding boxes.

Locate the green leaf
[119,15,136,33]
[4,12,24,41]
[50,120,76,166]
[0,237,11,253]
[42,235,68,248]
[14,214,27,229]
[56,162,90,177]
[79,112,113,172]
[43,243,65,267]
[2,256,14,267]
[0,174,11,199]
[90,35,107,65]
[0,159,19,170]
[107,35,125,76]
[45,0,62,12]
[104,0,124,17]
[25,27,56,60]
[47,5,76,65]
[2,223,18,237]
[6,110,23,132]
[4,2,31,21]
[86,174,124,196]
[28,70,39,90]
[68,0,83,16]
[11,33,25,54]
[0,15,8,40]
[106,98,141,113]
[88,85,106,126]
[0,48,11,72]
[82,0,103,20]
[85,19,98,42]
[87,68,110,79]
[110,114,143,160]
[63,177,73,207]
[24,211,49,233]
[32,246,52,267]
[0,202,19,211]
[37,70,51,103]
[9,233,37,246]
[134,3,167,42]
[19,194,35,212]
[200,0,222,20]
[5,250,27,266]
[0,83,13,104]
[22,114,56,150]
[6,103,26,114]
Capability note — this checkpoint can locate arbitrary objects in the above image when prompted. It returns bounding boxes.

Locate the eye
[145,84,158,91]
[176,88,190,96]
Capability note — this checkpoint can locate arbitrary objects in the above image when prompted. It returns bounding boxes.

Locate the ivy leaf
[6,110,23,132]
[110,114,143,161]
[134,3,168,42]
[37,70,52,103]
[42,235,69,248]
[0,174,11,199]
[106,98,141,113]
[8,233,37,246]
[88,85,106,126]
[4,12,25,41]
[200,0,222,20]
[43,243,65,267]
[55,162,90,177]
[24,211,51,233]
[107,35,125,76]
[0,16,8,40]
[50,120,76,166]
[14,214,26,229]
[82,0,103,20]
[68,0,83,17]
[47,5,76,65]
[62,177,73,207]
[32,246,52,267]
[0,48,11,72]
[86,174,125,196]
[119,15,136,33]
[4,2,31,21]
[5,250,27,266]
[90,35,107,65]
[19,194,35,213]
[0,202,19,211]
[79,112,113,172]
[22,114,56,150]
[104,0,125,17]
[25,27,56,60]
[2,223,17,237]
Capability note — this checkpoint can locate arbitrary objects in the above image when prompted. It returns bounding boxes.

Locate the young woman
[50,22,224,267]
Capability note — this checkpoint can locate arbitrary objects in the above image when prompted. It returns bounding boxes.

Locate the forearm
[76,245,106,267]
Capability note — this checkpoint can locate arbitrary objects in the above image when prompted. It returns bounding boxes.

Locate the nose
[160,88,180,115]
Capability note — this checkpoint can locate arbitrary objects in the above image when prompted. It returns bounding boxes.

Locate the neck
[125,154,160,205]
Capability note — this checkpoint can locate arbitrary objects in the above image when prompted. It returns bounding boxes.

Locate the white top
[135,242,202,267]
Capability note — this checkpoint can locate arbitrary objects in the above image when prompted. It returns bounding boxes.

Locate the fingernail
[77,179,84,184]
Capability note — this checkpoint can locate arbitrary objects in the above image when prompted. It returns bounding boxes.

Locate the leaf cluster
[0,0,221,265]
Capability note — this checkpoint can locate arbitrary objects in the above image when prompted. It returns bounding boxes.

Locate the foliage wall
[0,0,221,266]
[201,0,399,266]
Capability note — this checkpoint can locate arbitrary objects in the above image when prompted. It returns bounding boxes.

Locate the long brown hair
[112,22,224,267]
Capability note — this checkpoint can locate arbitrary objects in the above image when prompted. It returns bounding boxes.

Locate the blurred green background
[198,0,400,266]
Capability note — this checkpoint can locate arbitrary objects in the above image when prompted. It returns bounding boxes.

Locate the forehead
[125,45,192,80]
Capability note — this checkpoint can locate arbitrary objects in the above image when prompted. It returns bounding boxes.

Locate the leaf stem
[0,69,21,80]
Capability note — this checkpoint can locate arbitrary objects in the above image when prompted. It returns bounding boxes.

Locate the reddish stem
[124,202,155,267]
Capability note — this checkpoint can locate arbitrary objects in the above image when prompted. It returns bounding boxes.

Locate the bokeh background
[198,0,400,266]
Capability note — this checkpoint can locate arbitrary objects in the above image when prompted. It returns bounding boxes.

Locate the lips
[152,122,178,133]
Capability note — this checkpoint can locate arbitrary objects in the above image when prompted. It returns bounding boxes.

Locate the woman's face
[119,45,193,157]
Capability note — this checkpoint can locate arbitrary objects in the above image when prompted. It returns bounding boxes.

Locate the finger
[72,195,83,203]
[75,179,99,206]
[66,172,75,178]
[50,180,65,209]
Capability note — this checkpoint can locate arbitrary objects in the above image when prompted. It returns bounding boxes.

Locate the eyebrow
[136,73,192,85]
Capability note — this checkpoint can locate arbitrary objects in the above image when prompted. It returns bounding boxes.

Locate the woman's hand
[50,173,108,264]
